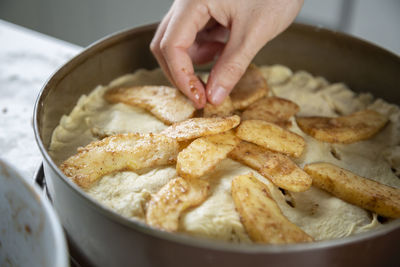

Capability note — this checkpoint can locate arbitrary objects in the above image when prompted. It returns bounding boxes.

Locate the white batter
[49,65,400,242]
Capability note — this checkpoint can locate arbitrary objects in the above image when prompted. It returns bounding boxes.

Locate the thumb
[206,25,259,105]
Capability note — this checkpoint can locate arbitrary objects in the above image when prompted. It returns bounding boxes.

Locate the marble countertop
[0,20,82,181]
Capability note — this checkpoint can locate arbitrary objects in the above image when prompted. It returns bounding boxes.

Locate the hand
[150,0,303,109]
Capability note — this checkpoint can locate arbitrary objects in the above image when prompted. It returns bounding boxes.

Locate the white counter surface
[0,19,82,180]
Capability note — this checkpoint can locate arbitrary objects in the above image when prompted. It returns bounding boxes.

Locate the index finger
[160,2,211,108]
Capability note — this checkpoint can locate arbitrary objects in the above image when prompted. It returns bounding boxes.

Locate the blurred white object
[0,159,69,267]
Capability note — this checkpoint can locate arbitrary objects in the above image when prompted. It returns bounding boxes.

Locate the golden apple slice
[236,120,305,158]
[241,97,299,127]
[203,96,234,117]
[177,131,240,179]
[60,133,179,188]
[296,109,388,143]
[231,64,269,110]
[104,85,195,125]
[161,115,240,141]
[231,174,313,244]
[146,177,210,231]
[304,162,400,218]
[229,142,311,192]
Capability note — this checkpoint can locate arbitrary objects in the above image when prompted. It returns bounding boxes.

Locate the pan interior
[34,23,400,252]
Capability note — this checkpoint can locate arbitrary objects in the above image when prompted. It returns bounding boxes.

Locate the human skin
[150,0,304,109]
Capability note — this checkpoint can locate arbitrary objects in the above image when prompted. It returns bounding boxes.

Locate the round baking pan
[34,23,400,267]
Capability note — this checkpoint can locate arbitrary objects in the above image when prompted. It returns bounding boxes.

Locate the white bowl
[0,159,69,267]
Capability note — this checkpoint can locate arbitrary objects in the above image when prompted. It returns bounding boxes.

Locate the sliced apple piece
[177,131,240,179]
[296,109,388,143]
[231,64,269,110]
[241,97,299,127]
[161,115,240,141]
[231,174,313,244]
[104,85,195,125]
[304,162,400,218]
[236,120,305,158]
[203,96,234,117]
[146,177,210,231]
[229,141,311,192]
[60,133,179,189]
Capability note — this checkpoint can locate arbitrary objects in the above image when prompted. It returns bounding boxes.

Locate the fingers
[188,41,225,65]
[150,9,175,87]
[206,22,262,105]
[196,22,229,44]
[205,0,304,105]
[153,1,212,108]
[188,22,229,64]
[151,0,304,108]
